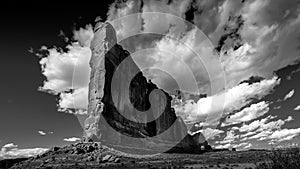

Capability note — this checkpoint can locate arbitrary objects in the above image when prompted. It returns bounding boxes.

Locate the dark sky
[0,1,114,149]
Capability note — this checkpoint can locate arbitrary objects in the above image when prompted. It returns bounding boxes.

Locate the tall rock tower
[84,21,210,154]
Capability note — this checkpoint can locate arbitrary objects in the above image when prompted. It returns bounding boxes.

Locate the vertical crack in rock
[84,21,211,153]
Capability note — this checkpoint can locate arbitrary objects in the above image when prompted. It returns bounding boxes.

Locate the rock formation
[84,21,209,154]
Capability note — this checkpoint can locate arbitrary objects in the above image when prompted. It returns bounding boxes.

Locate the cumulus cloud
[175,76,280,126]
[268,128,300,142]
[106,0,297,94]
[107,0,192,40]
[183,0,300,89]
[239,115,299,143]
[243,143,252,149]
[0,143,47,159]
[214,137,252,150]
[38,130,46,136]
[73,24,94,47]
[235,142,252,150]
[283,89,295,101]
[294,105,300,111]
[98,0,300,147]
[63,137,81,142]
[222,101,270,127]
[2,143,18,149]
[37,0,300,128]
[285,116,294,122]
[39,44,91,93]
[193,128,224,140]
[37,26,92,114]
[214,143,232,149]
[240,115,288,133]
[216,129,238,145]
[218,0,300,87]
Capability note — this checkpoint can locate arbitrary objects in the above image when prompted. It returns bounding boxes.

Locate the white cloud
[240,115,288,133]
[2,143,18,149]
[285,116,294,122]
[73,24,94,47]
[239,115,299,143]
[108,0,192,40]
[214,141,252,150]
[105,0,299,128]
[38,41,91,114]
[224,0,300,84]
[294,105,300,111]
[283,89,295,100]
[38,130,46,136]
[37,130,54,136]
[194,128,224,140]
[99,0,300,147]
[217,129,239,145]
[230,126,240,131]
[243,143,252,149]
[235,142,252,150]
[37,0,300,128]
[58,87,88,114]
[39,44,91,93]
[273,106,281,110]
[0,143,47,159]
[268,128,300,142]
[175,76,280,126]
[214,143,232,149]
[109,1,290,96]
[240,131,257,139]
[36,25,94,114]
[222,101,270,127]
[63,137,81,142]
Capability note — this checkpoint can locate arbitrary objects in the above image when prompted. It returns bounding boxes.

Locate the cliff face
[84,22,209,153]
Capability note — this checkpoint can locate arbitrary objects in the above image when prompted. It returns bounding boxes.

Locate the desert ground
[0,142,275,169]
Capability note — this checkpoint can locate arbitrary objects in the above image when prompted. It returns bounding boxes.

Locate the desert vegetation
[256,147,300,169]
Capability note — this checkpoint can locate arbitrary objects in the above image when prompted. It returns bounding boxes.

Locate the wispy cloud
[175,76,280,126]
[294,105,300,111]
[2,143,18,149]
[36,27,93,115]
[192,128,224,140]
[268,128,300,142]
[283,89,295,101]
[38,130,46,136]
[214,134,253,150]
[222,101,270,127]
[0,143,47,159]
[63,137,81,142]
[239,115,299,143]
[273,106,281,110]
[216,129,239,145]
[236,142,252,150]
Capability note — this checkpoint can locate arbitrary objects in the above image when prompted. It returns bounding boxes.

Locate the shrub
[256,147,300,169]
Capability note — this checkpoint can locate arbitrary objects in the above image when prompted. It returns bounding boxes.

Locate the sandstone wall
[84,21,210,153]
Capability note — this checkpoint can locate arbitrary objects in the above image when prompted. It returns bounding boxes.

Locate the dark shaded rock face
[84,21,208,154]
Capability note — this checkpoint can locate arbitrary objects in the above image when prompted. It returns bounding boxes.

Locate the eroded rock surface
[84,21,209,154]
[9,142,271,169]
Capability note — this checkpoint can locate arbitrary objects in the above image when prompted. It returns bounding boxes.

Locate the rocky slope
[8,142,272,169]
[0,158,28,169]
[83,21,210,154]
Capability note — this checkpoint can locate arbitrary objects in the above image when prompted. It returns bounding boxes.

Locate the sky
[0,0,300,159]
